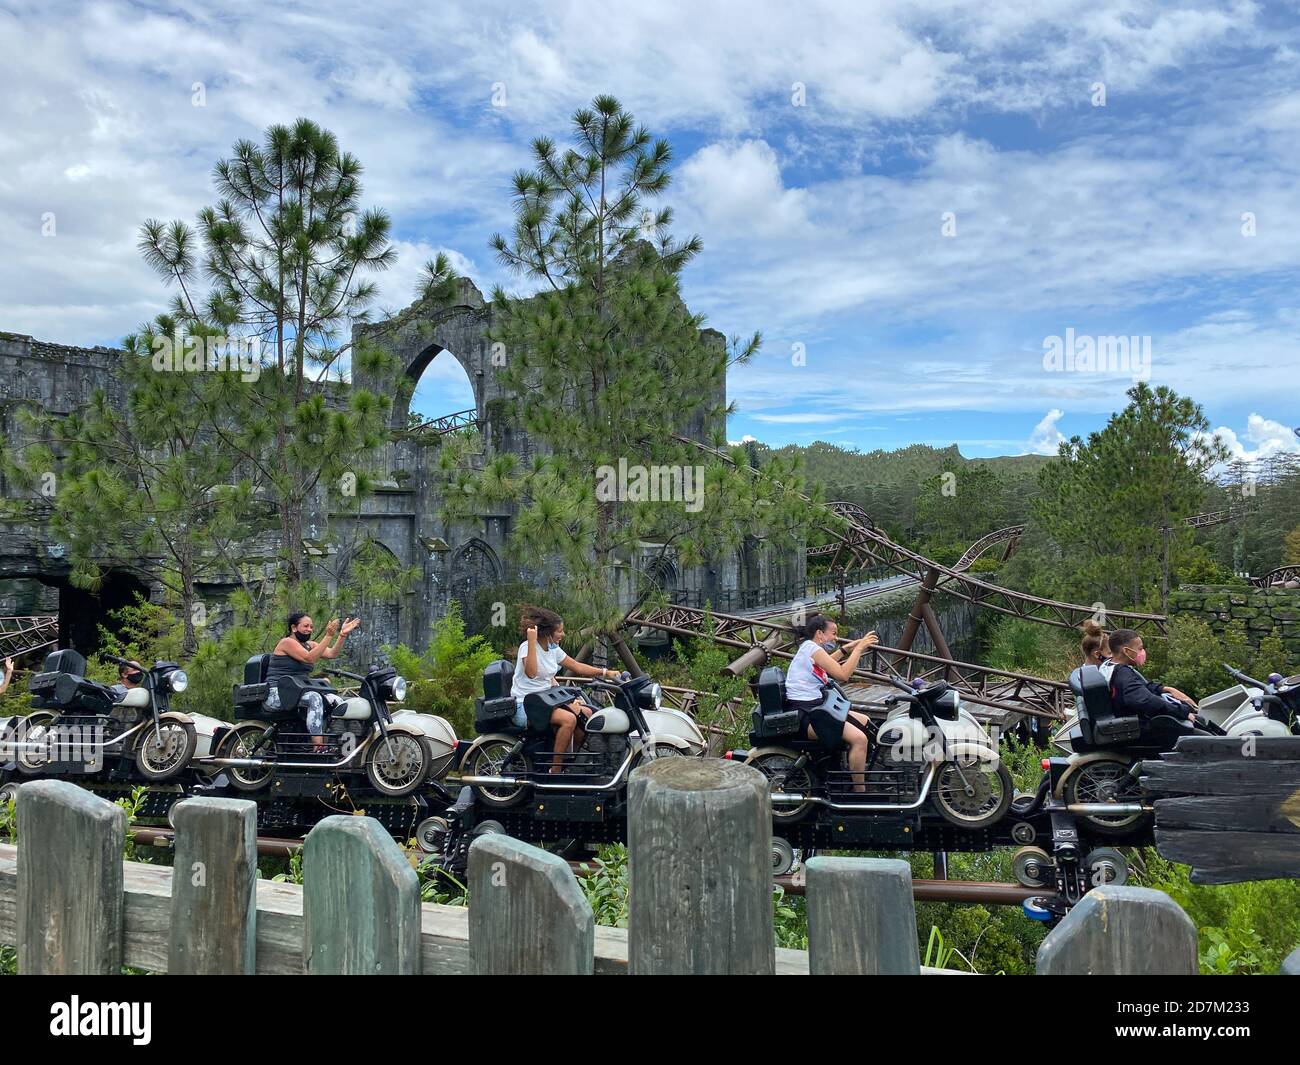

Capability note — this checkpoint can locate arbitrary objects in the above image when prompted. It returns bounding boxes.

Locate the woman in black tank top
[272,612,360,748]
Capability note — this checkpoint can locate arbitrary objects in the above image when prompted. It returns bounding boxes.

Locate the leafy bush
[577,844,630,927]
[1155,616,1291,699]
[1134,850,1300,974]
[387,601,500,739]
[0,794,15,845]
[983,617,1076,677]
[668,632,751,748]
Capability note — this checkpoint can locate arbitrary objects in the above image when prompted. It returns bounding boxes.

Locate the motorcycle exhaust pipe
[204,754,363,771]
[1064,802,1148,815]
[458,774,523,787]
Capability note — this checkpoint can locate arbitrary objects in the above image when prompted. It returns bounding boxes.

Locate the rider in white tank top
[786,639,830,702]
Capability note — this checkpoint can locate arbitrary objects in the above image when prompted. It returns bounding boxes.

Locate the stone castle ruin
[0,279,802,660]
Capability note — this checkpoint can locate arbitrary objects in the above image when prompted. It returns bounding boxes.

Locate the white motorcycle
[746,670,1013,830]
[459,663,706,808]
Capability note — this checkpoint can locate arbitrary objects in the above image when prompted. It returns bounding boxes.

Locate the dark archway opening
[56,571,151,655]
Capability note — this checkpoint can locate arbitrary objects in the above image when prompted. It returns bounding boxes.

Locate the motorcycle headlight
[301,690,324,716]
[387,676,408,702]
[167,669,189,694]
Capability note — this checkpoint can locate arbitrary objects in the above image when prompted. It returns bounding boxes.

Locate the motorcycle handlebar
[1223,662,1270,690]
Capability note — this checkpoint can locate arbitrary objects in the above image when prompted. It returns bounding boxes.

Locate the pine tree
[1032,383,1228,612]
[445,95,810,629]
[136,118,457,581]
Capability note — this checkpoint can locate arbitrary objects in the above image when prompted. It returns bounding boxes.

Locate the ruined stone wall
[0,281,795,658]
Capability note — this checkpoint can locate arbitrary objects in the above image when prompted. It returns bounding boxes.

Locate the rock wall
[842,586,979,661]
[1168,583,1300,658]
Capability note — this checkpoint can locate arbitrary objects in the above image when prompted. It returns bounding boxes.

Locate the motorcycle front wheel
[1062,755,1150,837]
[15,712,56,774]
[932,759,1013,829]
[747,750,814,823]
[134,719,198,781]
[214,723,275,792]
[365,732,431,797]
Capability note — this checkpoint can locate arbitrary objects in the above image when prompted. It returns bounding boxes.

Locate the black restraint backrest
[244,654,270,685]
[757,666,787,714]
[482,659,514,699]
[42,648,88,677]
[1070,664,1130,746]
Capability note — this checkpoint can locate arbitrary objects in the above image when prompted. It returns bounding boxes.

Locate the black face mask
[293,631,311,645]
[123,671,144,686]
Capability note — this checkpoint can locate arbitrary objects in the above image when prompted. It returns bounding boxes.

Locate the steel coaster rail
[623,601,1067,720]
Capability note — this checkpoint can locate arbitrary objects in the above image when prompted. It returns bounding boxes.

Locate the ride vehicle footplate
[825,814,919,846]
[530,796,608,822]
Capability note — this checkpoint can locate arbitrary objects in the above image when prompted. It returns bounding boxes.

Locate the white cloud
[1026,409,1066,455]
[1209,414,1300,464]
[0,0,1293,447]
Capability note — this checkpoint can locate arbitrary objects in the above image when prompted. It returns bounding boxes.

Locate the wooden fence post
[168,797,258,974]
[627,757,774,974]
[1036,886,1198,975]
[806,856,920,974]
[16,779,125,974]
[468,833,594,974]
[302,815,421,974]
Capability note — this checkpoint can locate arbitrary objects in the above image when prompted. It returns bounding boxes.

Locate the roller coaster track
[673,434,1167,635]
[1252,565,1300,588]
[813,500,1169,636]
[0,616,58,660]
[622,602,1067,720]
[398,407,480,441]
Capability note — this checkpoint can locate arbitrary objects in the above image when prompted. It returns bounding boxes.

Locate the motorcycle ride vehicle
[5,649,216,787]
[744,666,1013,831]
[207,655,456,799]
[457,660,706,810]
[1052,661,1298,839]
[1195,663,1299,738]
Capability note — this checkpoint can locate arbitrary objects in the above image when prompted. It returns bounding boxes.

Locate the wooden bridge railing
[3,768,1298,975]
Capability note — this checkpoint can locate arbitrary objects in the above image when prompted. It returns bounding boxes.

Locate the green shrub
[983,618,1076,677]
[1134,850,1300,974]
[669,631,751,748]
[387,601,499,740]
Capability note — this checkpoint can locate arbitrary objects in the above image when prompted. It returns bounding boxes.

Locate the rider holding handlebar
[1106,628,1199,723]
[785,613,879,791]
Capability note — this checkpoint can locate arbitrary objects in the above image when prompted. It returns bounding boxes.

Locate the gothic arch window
[641,554,679,601]
[396,343,478,432]
[336,539,404,667]
[449,538,501,620]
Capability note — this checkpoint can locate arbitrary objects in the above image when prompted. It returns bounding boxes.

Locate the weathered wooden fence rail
[3,765,1298,975]
[1143,736,1300,884]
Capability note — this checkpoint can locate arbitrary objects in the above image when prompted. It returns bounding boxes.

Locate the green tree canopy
[1032,382,1228,612]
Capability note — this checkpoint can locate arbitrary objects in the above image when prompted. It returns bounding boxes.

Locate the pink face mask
[1131,648,1147,667]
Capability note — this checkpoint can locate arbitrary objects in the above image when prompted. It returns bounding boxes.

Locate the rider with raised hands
[270,612,361,748]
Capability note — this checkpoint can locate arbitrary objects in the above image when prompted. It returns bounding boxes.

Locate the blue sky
[2,0,1297,461]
